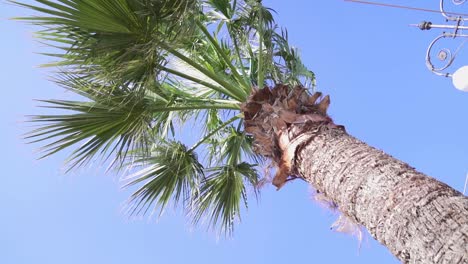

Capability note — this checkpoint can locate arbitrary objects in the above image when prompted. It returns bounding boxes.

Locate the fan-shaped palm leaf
[122,140,203,216]
[15,0,315,234]
[191,162,259,235]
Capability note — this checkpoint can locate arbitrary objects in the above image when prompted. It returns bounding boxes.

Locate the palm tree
[13,0,468,262]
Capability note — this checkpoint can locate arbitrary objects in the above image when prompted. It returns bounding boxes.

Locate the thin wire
[453,38,467,58]
[344,0,468,17]
[464,172,468,195]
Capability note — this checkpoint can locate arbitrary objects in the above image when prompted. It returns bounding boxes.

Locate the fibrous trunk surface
[298,128,468,263]
[242,85,468,263]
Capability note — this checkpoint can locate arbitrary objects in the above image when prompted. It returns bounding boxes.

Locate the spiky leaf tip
[122,140,204,217]
[191,162,259,236]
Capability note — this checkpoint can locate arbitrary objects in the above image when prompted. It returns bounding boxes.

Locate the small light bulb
[452,66,468,92]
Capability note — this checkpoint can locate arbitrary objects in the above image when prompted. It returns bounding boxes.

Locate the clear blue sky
[1,1,467,263]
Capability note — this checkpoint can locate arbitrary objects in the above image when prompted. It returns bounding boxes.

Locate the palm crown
[16,0,315,235]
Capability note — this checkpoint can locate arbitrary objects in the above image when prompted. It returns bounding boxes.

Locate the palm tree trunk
[242,85,468,262]
[295,126,468,263]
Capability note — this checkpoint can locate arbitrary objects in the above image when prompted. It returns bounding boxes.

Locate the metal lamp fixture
[412,0,468,91]
[452,65,468,91]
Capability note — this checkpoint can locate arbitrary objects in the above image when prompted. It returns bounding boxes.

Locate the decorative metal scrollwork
[417,0,468,77]
[426,35,464,76]
[440,0,468,20]
[425,35,467,77]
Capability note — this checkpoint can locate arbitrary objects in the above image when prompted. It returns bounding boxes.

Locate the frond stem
[159,66,239,100]
[257,4,264,88]
[196,20,250,93]
[151,104,239,112]
[188,114,241,152]
[159,43,246,101]
[231,29,252,92]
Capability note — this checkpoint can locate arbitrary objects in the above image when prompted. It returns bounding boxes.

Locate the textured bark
[295,126,468,263]
[242,85,468,262]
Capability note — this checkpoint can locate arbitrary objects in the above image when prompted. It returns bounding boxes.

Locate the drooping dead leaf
[308,92,322,105]
[317,95,330,114]
[241,85,343,190]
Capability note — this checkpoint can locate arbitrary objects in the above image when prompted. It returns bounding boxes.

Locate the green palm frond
[122,141,203,216]
[268,29,316,88]
[15,0,315,235]
[192,162,259,235]
[25,84,154,170]
[13,0,201,84]
[218,126,261,165]
[162,43,247,101]
[25,73,240,170]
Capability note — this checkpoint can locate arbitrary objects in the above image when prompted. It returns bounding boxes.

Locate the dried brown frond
[241,85,345,189]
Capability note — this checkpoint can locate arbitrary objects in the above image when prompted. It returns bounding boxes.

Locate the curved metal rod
[440,0,468,21]
[453,0,467,5]
[426,34,457,76]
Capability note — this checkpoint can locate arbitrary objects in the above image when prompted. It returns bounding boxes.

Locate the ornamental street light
[411,0,468,91]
